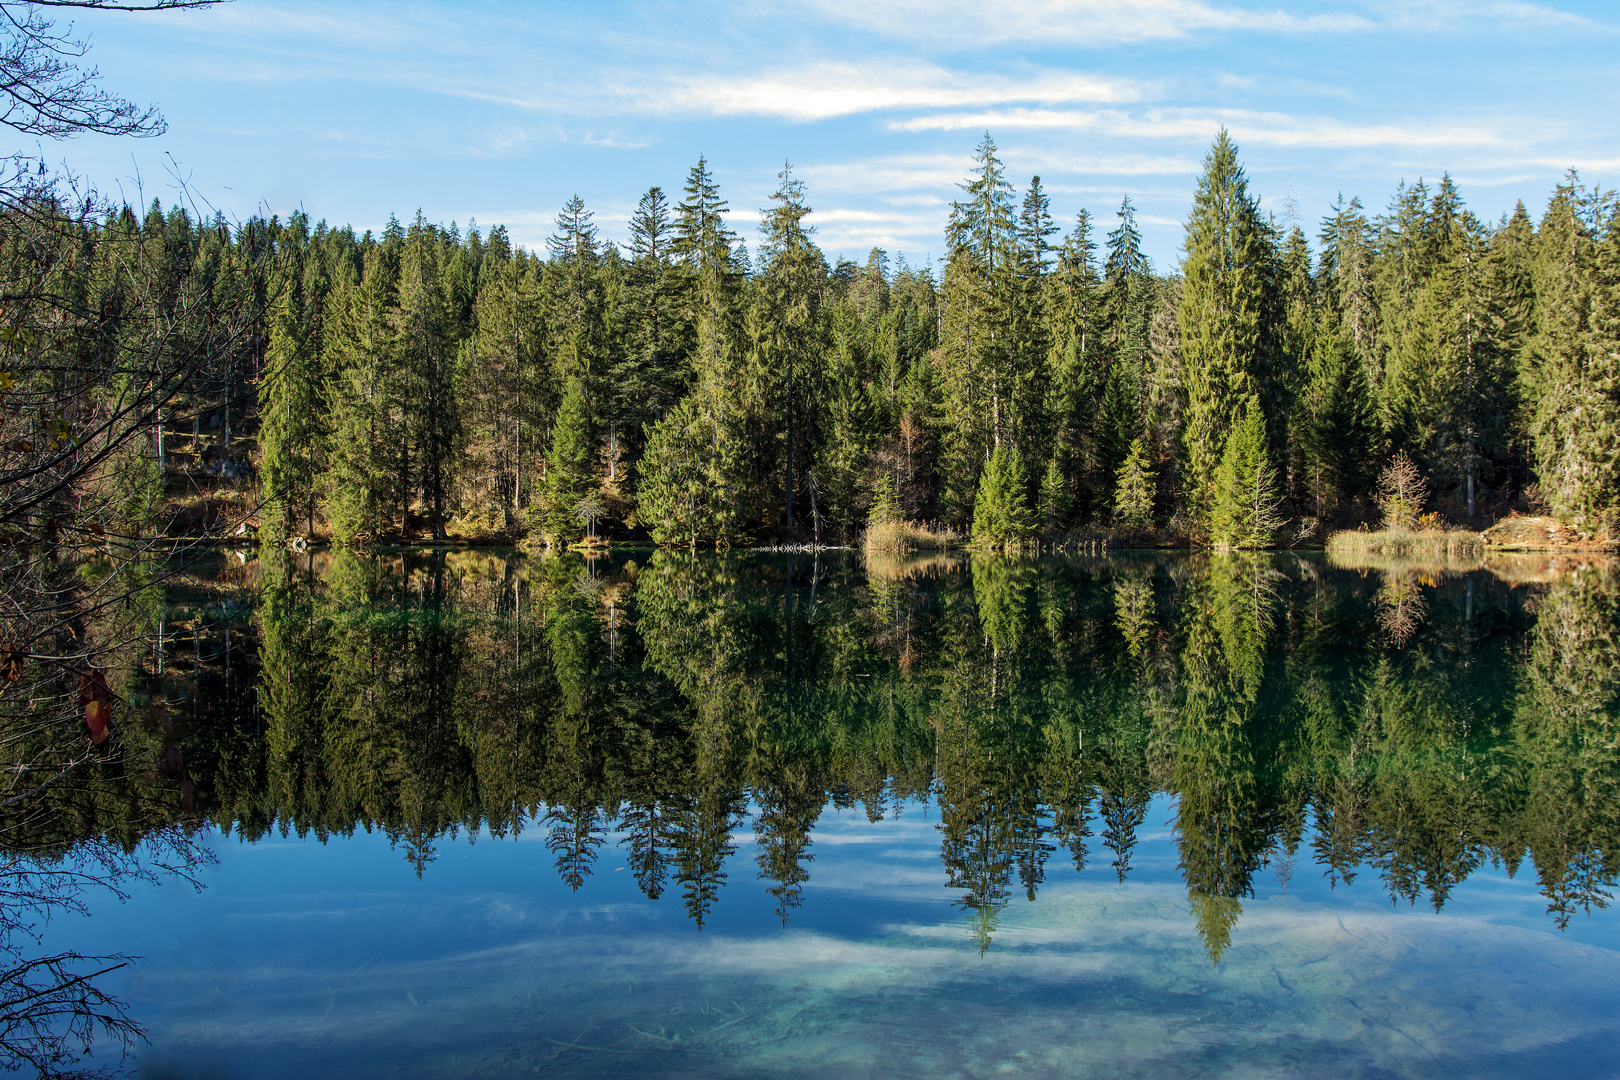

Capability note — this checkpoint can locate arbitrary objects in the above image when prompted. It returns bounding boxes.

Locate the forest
[59,130,1606,552]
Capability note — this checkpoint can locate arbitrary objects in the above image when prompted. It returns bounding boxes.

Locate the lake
[39,548,1620,1078]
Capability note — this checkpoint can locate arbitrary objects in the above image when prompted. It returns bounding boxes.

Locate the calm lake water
[46,549,1620,1078]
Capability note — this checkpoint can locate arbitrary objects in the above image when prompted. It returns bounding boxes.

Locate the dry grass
[863,550,966,582]
[1326,527,1485,562]
[1483,514,1615,552]
[863,518,963,555]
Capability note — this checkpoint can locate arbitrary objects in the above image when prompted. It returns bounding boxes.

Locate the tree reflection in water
[21,547,1620,1062]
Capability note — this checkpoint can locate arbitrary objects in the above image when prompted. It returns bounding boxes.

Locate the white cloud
[638,64,1150,123]
[892,106,1517,152]
[781,0,1372,46]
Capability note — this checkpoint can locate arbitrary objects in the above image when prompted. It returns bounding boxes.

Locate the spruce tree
[1017,175,1058,271]
[614,187,686,475]
[1114,436,1155,529]
[1044,209,1101,522]
[544,195,611,483]
[545,378,596,542]
[1301,330,1377,514]
[938,134,1017,525]
[1211,398,1282,549]
[756,162,827,536]
[1318,194,1378,378]
[259,257,326,544]
[637,158,751,545]
[971,442,1034,549]
[395,215,459,540]
[324,242,398,543]
[1178,131,1280,524]
[1523,173,1620,534]
[468,243,546,529]
[1037,456,1071,534]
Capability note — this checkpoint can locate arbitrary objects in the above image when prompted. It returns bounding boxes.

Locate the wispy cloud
[653,64,1149,122]
[784,0,1372,46]
[891,106,1519,152]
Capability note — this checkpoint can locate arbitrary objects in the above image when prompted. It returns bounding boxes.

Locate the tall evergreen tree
[639,158,751,544]
[972,442,1034,549]
[1318,193,1378,384]
[1523,174,1620,534]
[324,240,399,543]
[1045,209,1102,520]
[1114,436,1155,530]
[1211,398,1282,549]
[1178,131,1279,527]
[259,225,327,543]
[544,378,597,542]
[756,163,826,535]
[614,187,685,483]
[395,216,459,540]
[1301,330,1377,515]
[938,134,1018,524]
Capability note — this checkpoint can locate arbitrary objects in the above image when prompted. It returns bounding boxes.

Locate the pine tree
[637,158,751,545]
[1523,173,1620,535]
[324,242,398,543]
[1301,330,1377,514]
[971,442,1034,549]
[938,134,1018,525]
[756,162,827,536]
[1017,175,1058,272]
[1211,398,1282,549]
[614,187,686,476]
[259,243,326,544]
[1114,436,1155,529]
[544,378,596,542]
[1179,131,1280,525]
[1037,456,1071,534]
[395,216,459,540]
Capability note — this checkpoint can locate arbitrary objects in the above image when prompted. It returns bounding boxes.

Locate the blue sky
[38,0,1620,269]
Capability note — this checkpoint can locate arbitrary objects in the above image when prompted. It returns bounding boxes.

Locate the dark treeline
[218,132,1620,548]
[92,549,1613,961]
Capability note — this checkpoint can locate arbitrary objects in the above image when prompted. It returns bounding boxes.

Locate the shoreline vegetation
[208,130,1615,559]
[41,133,1613,561]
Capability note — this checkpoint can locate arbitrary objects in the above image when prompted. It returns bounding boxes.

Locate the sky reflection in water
[43,550,1620,1077]
[87,797,1620,1080]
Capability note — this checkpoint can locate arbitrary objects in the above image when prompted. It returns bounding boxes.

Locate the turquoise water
[34,550,1620,1077]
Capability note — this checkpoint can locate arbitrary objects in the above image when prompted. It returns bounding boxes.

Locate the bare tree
[0,3,237,1074]
[1377,451,1429,532]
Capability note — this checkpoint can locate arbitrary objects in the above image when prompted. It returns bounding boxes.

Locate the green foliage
[1037,456,1071,534]
[971,443,1035,549]
[1211,399,1282,548]
[1178,131,1281,523]
[165,549,1620,966]
[61,138,1620,552]
[1523,175,1620,535]
[544,379,597,542]
[1114,436,1155,529]
[867,473,900,530]
[1301,330,1377,510]
[258,264,326,544]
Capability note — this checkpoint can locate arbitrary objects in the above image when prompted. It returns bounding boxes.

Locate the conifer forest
[83,130,1608,552]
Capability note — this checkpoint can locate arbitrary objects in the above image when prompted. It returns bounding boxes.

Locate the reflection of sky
[50,795,1620,1078]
